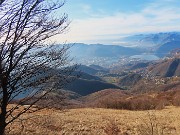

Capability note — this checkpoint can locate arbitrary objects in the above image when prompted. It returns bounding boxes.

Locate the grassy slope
[8,105,180,135]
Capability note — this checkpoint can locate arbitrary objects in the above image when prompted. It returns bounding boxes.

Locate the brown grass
[104,119,121,135]
[6,105,180,135]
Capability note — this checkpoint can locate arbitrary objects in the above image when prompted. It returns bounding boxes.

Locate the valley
[69,32,180,67]
[1,0,180,134]
[7,32,180,134]
[24,32,180,110]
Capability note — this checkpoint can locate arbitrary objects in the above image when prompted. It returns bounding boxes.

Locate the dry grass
[6,105,180,135]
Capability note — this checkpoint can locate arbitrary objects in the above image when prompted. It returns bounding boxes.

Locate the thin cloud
[80,4,92,13]
[54,0,180,45]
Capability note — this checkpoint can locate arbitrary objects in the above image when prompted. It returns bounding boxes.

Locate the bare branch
[0,0,76,134]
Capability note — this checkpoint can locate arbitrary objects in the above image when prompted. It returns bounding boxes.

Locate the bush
[100,95,167,110]
[172,93,180,106]
[104,120,121,135]
[136,111,177,135]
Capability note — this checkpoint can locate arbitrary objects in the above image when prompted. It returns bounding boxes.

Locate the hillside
[8,105,180,135]
[119,73,142,88]
[89,64,109,71]
[77,88,180,110]
[73,71,103,81]
[64,78,120,96]
[78,89,130,106]
[61,66,120,96]
[148,58,180,77]
[130,62,150,70]
[77,65,108,75]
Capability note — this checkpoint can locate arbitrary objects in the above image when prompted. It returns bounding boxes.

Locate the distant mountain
[77,65,108,75]
[148,58,180,77]
[69,32,180,61]
[156,41,180,57]
[72,71,102,81]
[64,78,120,96]
[121,32,180,57]
[70,43,141,58]
[121,32,180,48]
[43,32,180,65]
[80,72,102,81]
[89,64,108,71]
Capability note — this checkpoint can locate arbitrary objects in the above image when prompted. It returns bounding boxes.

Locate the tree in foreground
[0,0,75,134]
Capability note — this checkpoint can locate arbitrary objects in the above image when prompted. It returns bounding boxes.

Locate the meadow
[7,105,180,135]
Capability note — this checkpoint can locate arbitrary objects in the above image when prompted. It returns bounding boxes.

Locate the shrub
[172,93,180,106]
[104,120,121,135]
[136,111,177,135]
[100,95,167,110]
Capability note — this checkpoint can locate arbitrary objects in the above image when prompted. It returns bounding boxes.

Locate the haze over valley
[67,32,180,67]
[2,0,180,134]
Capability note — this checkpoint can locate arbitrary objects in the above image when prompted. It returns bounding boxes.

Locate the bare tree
[0,0,5,5]
[0,0,75,134]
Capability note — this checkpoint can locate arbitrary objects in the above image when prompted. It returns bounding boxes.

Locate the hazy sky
[53,0,180,45]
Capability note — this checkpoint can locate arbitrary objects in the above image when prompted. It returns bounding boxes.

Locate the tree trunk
[0,99,7,135]
[0,78,8,135]
[0,114,6,135]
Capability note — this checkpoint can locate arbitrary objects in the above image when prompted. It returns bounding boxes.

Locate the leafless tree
[0,0,5,5]
[0,0,75,134]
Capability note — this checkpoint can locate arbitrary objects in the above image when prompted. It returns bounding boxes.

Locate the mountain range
[120,32,180,48]
[68,32,180,62]
[69,43,141,58]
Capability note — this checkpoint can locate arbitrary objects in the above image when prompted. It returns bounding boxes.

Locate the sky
[53,0,180,45]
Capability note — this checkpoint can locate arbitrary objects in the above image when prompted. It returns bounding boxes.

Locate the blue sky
[53,0,180,45]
